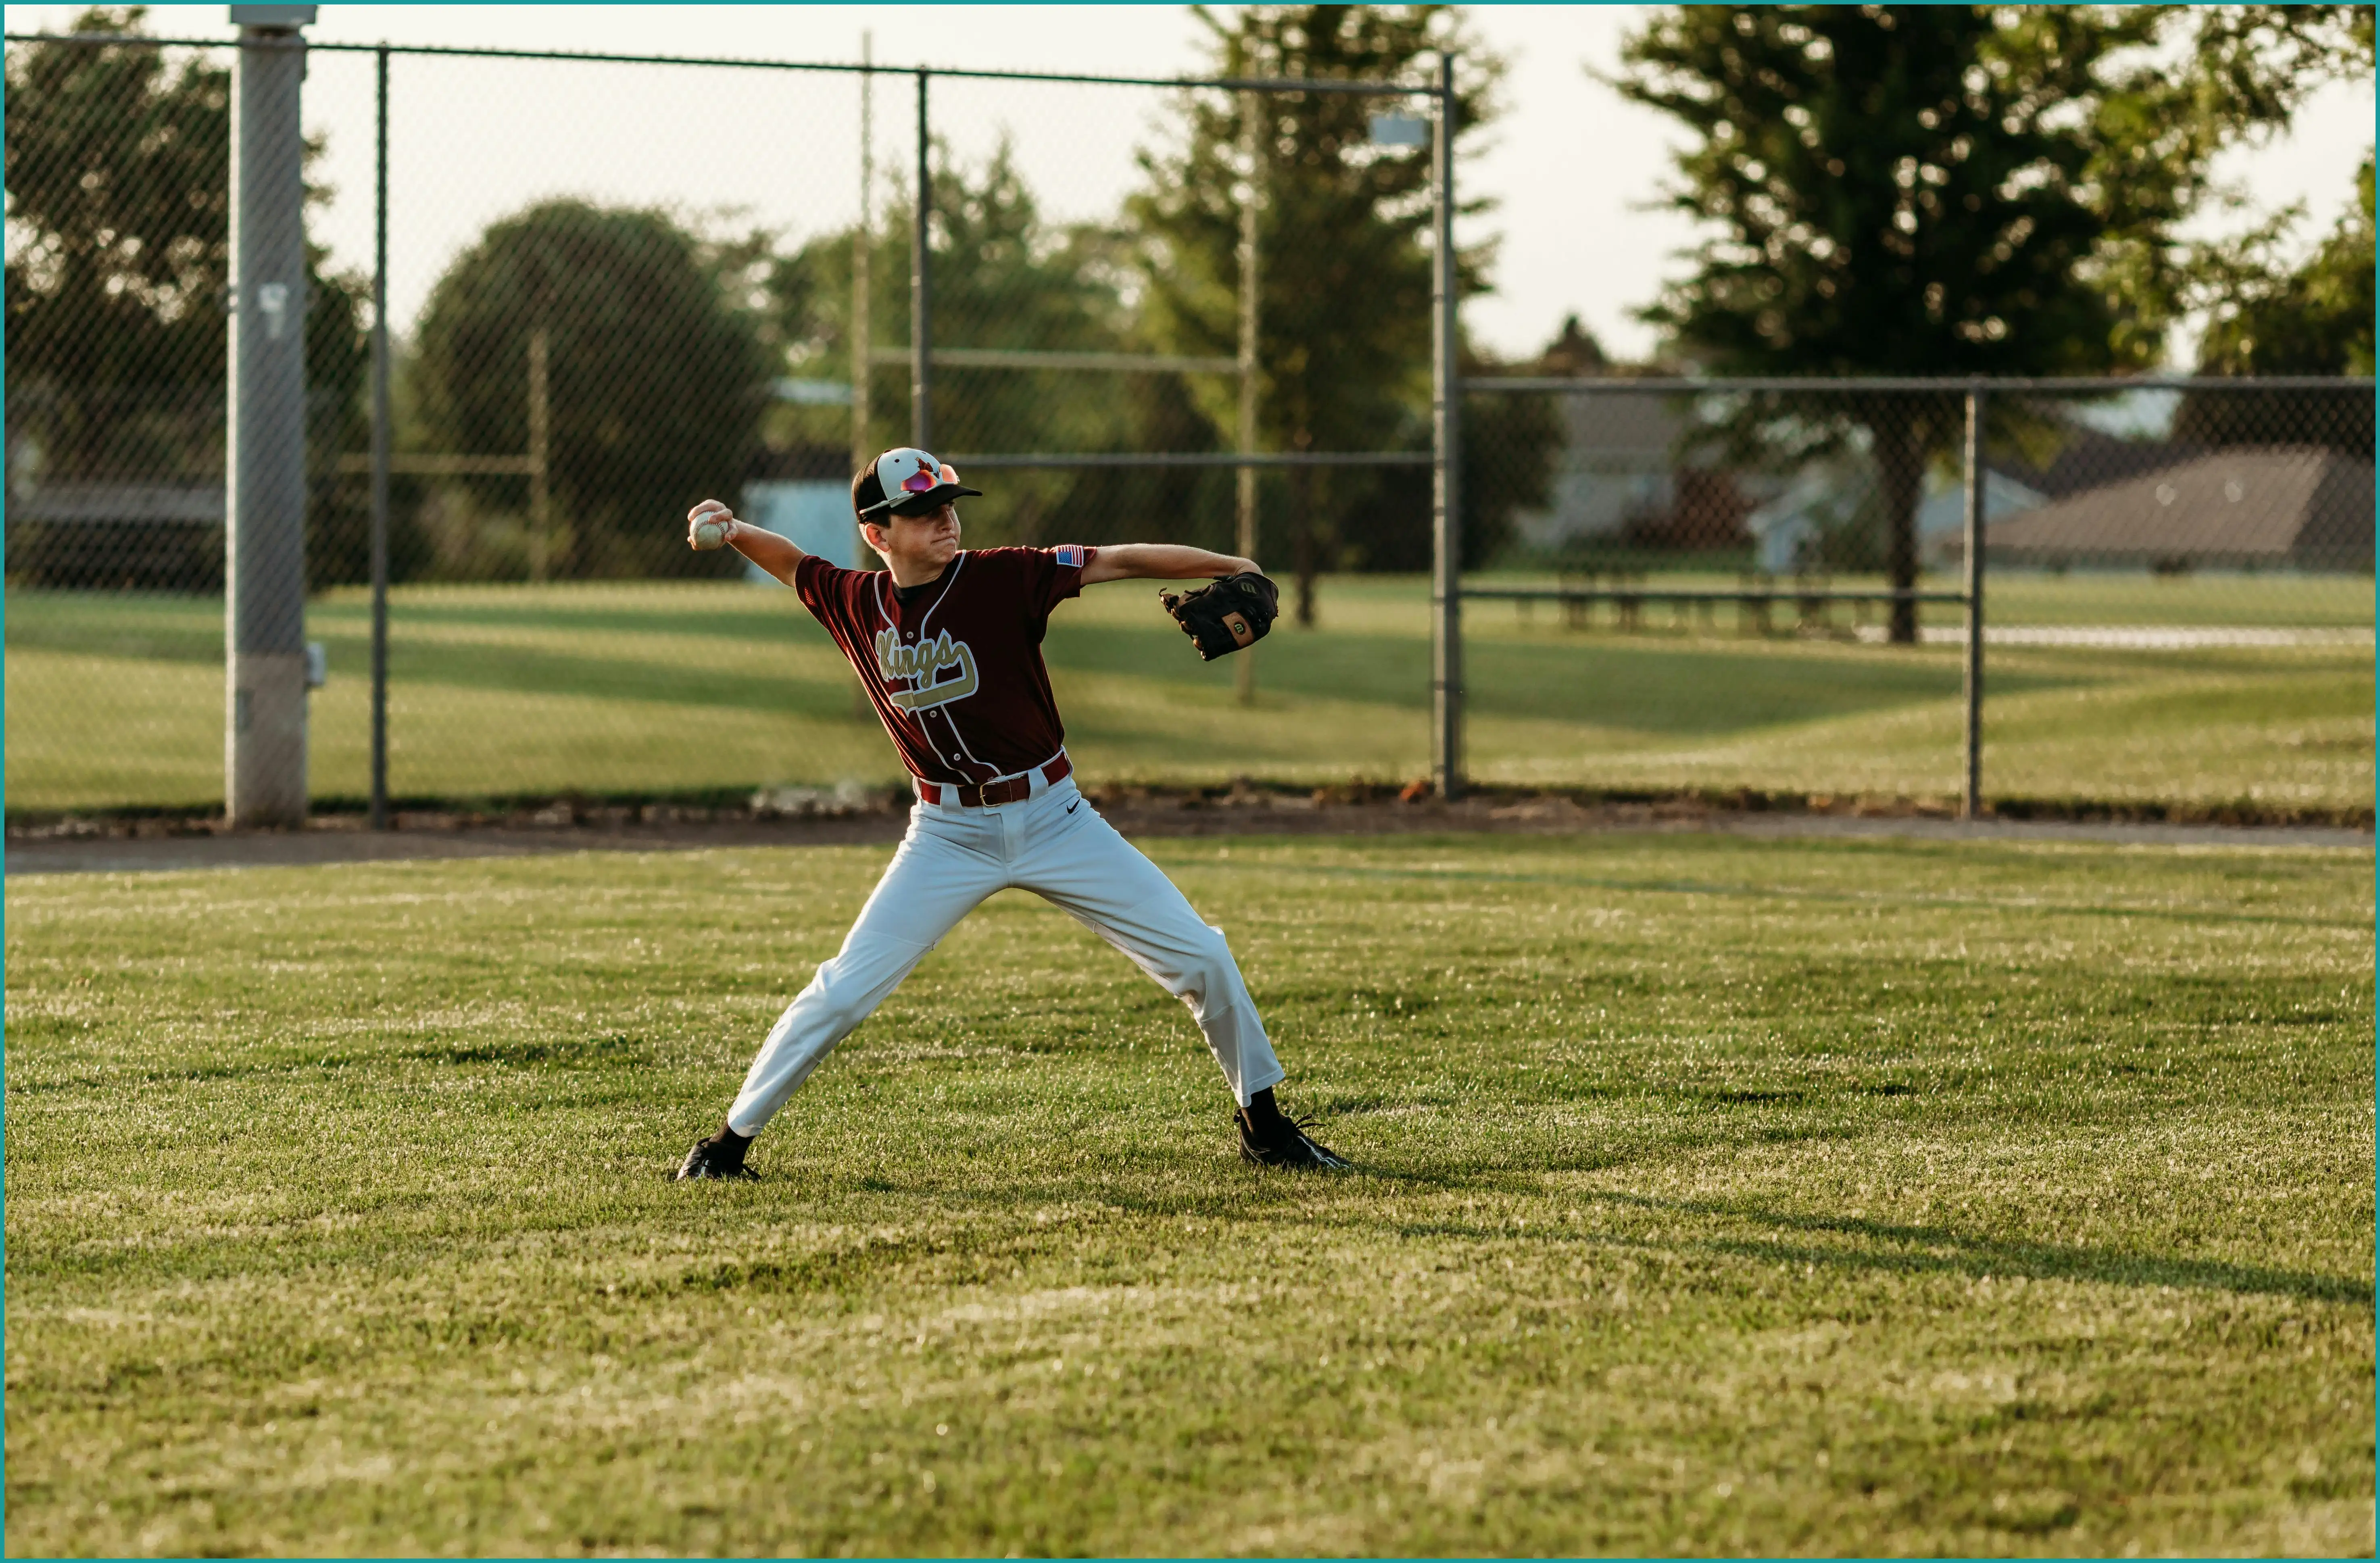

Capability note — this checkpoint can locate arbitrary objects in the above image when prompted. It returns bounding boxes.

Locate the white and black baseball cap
[853,446,983,521]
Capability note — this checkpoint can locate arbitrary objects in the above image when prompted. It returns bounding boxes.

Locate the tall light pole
[911,70,931,450]
[225,4,316,828]
[1961,381,1988,820]
[1429,52,1463,800]
[850,34,876,715]
[852,31,874,498]
[368,42,389,829]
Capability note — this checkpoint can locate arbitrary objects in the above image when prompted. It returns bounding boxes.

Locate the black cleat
[675,1123,756,1181]
[1237,1107,1351,1171]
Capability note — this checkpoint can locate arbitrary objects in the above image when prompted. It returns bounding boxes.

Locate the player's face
[868,503,963,575]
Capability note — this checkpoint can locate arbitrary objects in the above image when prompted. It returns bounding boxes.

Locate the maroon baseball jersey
[793,545,1097,786]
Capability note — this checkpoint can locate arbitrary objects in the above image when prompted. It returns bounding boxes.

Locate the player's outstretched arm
[1079,543,1257,586]
[686,499,806,586]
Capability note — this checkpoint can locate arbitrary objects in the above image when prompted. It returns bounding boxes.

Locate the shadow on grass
[1246,1121,2369,1307]
[1047,621,2082,735]
[1588,1190,2372,1306]
[1266,859,2367,931]
[7,614,869,724]
[403,1033,650,1068]
[1381,1123,1875,1188]
[649,1222,1057,1297]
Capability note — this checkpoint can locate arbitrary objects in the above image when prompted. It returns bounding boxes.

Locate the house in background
[1918,420,2232,569]
[1744,455,1871,575]
[739,434,861,583]
[737,479,860,582]
[1501,320,1753,556]
[1985,447,2376,571]
[1511,391,1686,551]
[1492,340,2373,573]
[1927,421,2373,574]
[1915,468,2048,569]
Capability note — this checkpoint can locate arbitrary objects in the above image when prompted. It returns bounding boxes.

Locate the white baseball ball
[691,511,734,550]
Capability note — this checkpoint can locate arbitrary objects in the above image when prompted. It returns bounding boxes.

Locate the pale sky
[6,4,2371,365]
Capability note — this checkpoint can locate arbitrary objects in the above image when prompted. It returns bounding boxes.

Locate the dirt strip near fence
[7,797,2366,876]
[1889,625,2378,649]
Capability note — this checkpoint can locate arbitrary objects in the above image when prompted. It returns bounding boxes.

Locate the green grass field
[6,829,2372,1555]
[6,573,2371,813]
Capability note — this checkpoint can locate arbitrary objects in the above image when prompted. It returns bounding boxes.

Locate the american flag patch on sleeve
[1052,545,1085,568]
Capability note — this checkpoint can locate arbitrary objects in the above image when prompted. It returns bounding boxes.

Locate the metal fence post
[1235,88,1262,709]
[852,31,873,495]
[226,8,314,828]
[369,42,390,829]
[526,327,551,577]
[1429,51,1464,799]
[1961,379,1987,819]
[846,39,879,719]
[912,69,931,451]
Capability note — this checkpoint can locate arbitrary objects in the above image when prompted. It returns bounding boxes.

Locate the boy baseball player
[672,446,1347,1179]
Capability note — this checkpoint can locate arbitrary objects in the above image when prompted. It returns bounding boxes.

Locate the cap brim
[863,481,982,520]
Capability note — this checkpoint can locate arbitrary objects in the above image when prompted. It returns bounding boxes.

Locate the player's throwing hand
[686,500,737,551]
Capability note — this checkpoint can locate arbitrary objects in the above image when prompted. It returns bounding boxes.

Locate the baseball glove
[1161,571,1279,661]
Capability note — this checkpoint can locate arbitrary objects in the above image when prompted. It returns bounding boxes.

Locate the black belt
[915,753,1071,808]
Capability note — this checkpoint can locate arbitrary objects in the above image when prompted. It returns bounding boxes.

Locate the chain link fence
[8,24,2372,822]
[1460,377,2373,812]
[6,26,1460,817]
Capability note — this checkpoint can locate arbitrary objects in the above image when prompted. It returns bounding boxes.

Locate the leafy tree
[6,7,229,486]
[300,240,374,588]
[2205,157,2376,382]
[762,141,1229,551]
[4,6,370,586]
[933,144,1239,550]
[409,199,773,579]
[1129,4,1519,622]
[2161,4,2376,141]
[2175,8,2374,454]
[1614,6,2217,639]
[2174,157,2374,454]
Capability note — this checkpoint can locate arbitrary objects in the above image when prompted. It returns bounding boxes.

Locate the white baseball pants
[727,771,1284,1134]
